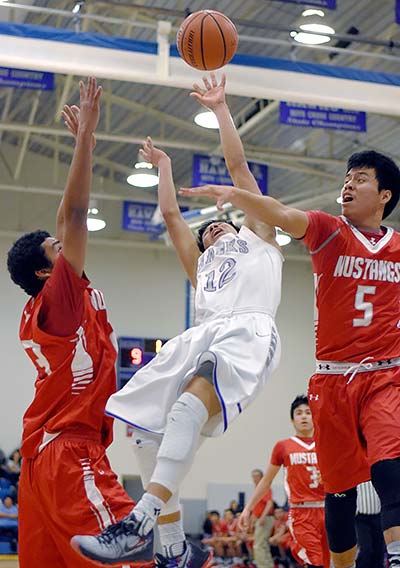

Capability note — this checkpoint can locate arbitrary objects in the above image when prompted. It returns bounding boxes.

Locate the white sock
[388,540,400,566]
[133,492,164,535]
[158,519,186,558]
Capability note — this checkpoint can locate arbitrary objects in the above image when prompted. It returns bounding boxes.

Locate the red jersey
[270,436,325,504]
[253,487,273,517]
[19,254,117,458]
[302,211,400,362]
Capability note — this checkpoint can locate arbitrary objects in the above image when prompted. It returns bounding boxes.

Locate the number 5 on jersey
[353,285,376,327]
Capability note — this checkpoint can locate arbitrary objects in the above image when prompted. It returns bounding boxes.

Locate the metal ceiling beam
[13,92,40,180]
[108,93,216,141]
[0,122,344,179]
[2,30,400,116]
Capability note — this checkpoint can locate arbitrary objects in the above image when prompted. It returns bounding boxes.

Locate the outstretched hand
[238,508,251,531]
[190,72,226,111]
[61,76,101,146]
[179,184,234,210]
[79,76,102,134]
[139,136,169,167]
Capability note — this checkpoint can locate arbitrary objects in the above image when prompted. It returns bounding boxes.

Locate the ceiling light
[87,217,106,231]
[72,1,84,14]
[194,111,219,129]
[302,9,325,17]
[127,159,159,188]
[87,201,106,231]
[292,10,335,46]
[276,229,292,247]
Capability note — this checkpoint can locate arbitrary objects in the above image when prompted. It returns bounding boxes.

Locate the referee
[355,481,386,568]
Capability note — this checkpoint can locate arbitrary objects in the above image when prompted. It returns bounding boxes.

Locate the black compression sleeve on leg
[325,488,357,553]
[371,458,400,531]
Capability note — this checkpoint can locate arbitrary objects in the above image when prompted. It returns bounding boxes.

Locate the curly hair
[7,230,52,296]
[196,218,240,252]
[347,150,400,219]
[290,394,309,419]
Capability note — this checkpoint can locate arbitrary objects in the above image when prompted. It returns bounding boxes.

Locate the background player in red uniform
[180,74,400,568]
[239,395,329,568]
[6,78,141,568]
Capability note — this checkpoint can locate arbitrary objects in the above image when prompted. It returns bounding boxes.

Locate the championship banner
[0,66,54,90]
[193,154,268,195]
[276,0,336,9]
[280,102,367,132]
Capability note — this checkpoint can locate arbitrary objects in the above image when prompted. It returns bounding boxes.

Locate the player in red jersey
[239,395,329,568]
[6,78,143,568]
[180,73,400,568]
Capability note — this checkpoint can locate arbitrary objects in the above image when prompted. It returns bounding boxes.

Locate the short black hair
[196,218,240,252]
[7,230,52,296]
[290,394,309,419]
[346,150,400,219]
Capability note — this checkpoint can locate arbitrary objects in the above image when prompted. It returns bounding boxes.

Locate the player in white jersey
[72,74,283,568]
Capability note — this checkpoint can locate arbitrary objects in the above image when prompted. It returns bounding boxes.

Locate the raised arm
[180,184,309,239]
[238,464,280,531]
[140,137,200,287]
[57,104,97,243]
[191,74,258,194]
[191,74,275,242]
[57,77,102,275]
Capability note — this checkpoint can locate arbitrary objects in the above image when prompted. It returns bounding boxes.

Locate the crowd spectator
[219,508,243,559]
[0,495,18,552]
[202,510,227,557]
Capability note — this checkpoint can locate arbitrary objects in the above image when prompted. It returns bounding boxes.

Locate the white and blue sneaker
[71,513,154,566]
[155,541,213,568]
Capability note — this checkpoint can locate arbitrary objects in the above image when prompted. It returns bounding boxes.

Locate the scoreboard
[117,336,168,390]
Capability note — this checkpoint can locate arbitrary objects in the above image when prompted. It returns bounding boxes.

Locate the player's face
[202,222,237,250]
[292,404,313,436]
[340,167,386,223]
[41,237,62,266]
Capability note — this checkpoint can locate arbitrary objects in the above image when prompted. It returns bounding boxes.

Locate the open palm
[139,136,168,167]
[190,73,226,111]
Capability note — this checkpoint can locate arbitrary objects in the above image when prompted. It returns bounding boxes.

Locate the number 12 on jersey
[204,258,237,292]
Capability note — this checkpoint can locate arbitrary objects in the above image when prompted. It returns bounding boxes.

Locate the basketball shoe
[155,541,213,568]
[71,512,154,565]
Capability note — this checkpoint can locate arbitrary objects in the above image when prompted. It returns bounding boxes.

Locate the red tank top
[19,257,117,458]
[270,436,324,504]
[302,211,400,362]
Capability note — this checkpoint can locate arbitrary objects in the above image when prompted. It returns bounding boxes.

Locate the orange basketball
[176,10,238,71]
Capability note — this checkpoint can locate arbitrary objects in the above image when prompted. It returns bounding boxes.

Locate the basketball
[176,10,238,71]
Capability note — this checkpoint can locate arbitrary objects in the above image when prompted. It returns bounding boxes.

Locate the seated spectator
[0,495,18,552]
[202,510,226,558]
[219,508,243,559]
[0,448,9,480]
[269,507,301,568]
[229,499,242,515]
[5,449,21,485]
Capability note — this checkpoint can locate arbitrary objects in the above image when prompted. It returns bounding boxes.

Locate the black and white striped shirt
[357,481,381,515]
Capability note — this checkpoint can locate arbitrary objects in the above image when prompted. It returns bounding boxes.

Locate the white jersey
[195,225,283,324]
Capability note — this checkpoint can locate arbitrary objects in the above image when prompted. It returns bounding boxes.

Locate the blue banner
[280,102,367,132]
[122,201,188,233]
[277,0,336,8]
[397,0,400,23]
[192,154,268,195]
[0,66,54,90]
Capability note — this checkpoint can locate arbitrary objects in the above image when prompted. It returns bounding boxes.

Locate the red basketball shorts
[19,434,136,568]
[308,366,400,493]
